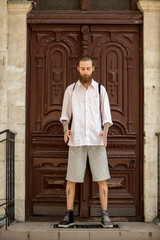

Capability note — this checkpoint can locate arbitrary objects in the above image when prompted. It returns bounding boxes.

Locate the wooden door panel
[84,25,140,217]
[91,171,135,200]
[29,25,81,216]
[33,164,67,199]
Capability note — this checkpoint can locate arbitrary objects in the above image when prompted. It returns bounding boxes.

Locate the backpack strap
[98,83,101,106]
[73,81,76,91]
[69,82,77,129]
[98,83,103,127]
[98,83,101,95]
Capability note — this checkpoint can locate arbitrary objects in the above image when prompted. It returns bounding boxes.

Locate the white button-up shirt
[60,79,113,146]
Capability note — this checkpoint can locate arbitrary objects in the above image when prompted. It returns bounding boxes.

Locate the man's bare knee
[98,180,107,187]
[67,181,76,187]
[67,180,76,184]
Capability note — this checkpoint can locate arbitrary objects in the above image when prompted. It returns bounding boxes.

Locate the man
[59,55,113,228]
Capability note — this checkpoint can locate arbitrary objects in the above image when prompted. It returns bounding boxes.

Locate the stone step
[0,221,160,240]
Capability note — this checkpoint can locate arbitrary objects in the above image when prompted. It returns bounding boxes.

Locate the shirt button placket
[85,89,89,144]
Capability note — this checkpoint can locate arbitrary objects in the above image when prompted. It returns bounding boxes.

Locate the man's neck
[83,82,91,89]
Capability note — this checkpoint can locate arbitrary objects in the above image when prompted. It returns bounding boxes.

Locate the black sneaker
[58,210,74,228]
[101,210,113,228]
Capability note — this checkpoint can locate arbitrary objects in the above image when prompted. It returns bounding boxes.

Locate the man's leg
[88,146,110,209]
[66,180,76,210]
[98,180,113,228]
[58,180,76,228]
[59,146,86,227]
[98,180,108,210]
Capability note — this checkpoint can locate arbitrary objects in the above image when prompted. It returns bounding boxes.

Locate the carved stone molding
[8,2,33,14]
[137,0,160,12]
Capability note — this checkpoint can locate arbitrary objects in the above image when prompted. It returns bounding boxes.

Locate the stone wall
[0,1,32,221]
[137,0,160,222]
[0,0,8,216]
[0,0,160,222]
[7,2,32,221]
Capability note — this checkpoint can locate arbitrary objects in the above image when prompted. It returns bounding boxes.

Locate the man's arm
[99,86,113,147]
[60,85,72,143]
[100,122,111,147]
[60,86,72,125]
[104,122,110,135]
[62,120,68,133]
[62,120,71,143]
[100,86,113,127]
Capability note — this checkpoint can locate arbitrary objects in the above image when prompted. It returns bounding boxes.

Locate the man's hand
[64,130,71,143]
[99,123,110,147]
[99,130,107,147]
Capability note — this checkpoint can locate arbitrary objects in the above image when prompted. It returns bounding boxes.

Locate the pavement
[0,221,160,240]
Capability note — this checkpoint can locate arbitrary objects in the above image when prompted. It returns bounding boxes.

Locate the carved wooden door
[80,25,142,220]
[26,24,143,220]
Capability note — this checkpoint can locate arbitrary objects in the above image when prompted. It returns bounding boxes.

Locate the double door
[26,23,143,220]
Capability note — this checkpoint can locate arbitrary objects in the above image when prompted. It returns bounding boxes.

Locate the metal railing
[0,129,16,229]
[155,132,160,224]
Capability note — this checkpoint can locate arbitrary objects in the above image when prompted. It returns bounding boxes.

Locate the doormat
[52,224,120,229]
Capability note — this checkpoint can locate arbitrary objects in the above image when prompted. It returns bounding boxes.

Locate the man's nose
[84,69,88,74]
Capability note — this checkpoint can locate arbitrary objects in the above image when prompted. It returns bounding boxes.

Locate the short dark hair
[78,55,95,66]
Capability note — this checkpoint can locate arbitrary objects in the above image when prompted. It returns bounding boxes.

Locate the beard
[79,73,93,84]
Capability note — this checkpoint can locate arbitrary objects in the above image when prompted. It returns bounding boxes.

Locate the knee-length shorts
[66,146,110,183]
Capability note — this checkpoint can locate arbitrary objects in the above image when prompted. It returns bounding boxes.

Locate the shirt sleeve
[60,86,72,123]
[100,86,113,126]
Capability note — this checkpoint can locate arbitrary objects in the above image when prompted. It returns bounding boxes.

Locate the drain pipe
[154,132,160,225]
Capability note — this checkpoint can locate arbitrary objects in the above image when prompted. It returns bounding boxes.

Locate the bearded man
[59,55,113,228]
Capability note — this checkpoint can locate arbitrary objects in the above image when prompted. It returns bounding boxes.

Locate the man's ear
[93,66,95,72]
[77,66,80,72]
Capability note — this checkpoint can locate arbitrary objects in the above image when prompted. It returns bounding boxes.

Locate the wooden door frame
[26,11,144,221]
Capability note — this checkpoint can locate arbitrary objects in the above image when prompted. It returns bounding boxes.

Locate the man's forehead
[79,60,92,67]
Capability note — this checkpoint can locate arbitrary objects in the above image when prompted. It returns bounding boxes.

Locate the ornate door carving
[26,24,143,220]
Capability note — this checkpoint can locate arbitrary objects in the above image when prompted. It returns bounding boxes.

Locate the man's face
[77,60,95,84]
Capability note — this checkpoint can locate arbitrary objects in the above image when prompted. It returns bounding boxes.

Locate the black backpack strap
[98,83,101,107]
[69,82,77,129]
[73,81,77,91]
[98,83,103,127]
[98,83,101,95]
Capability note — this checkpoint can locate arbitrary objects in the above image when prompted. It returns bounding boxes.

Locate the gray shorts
[66,146,110,183]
